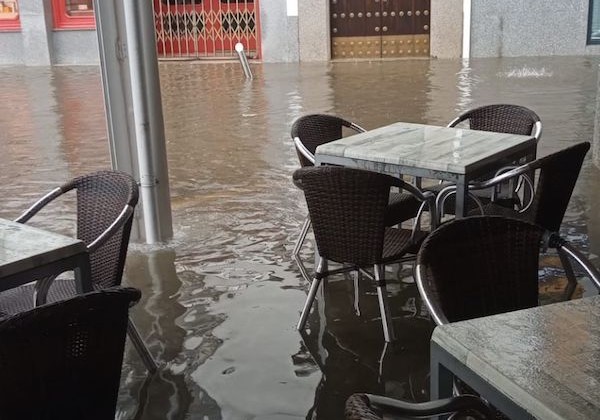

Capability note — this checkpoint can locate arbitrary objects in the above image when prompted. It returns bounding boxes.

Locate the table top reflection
[315,122,535,176]
[0,218,89,292]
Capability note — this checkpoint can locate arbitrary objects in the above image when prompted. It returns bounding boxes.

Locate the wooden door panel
[413,0,430,35]
[381,0,412,35]
[330,0,429,58]
[331,0,382,59]
[331,0,369,37]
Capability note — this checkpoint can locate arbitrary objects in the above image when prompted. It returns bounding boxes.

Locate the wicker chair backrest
[0,287,140,419]
[291,114,361,167]
[61,171,139,289]
[294,166,412,266]
[417,216,543,324]
[526,141,590,232]
[450,104,540,137]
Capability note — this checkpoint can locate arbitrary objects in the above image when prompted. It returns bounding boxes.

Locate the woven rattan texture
[417,216,544,323]
[68,171,138,289]
[469,142,590,231]
[291,114,420,227]
[0,171,138,315]
[294,166,426,266]
[291,114,350,167]
[345,394,382,420]
[525,142,590,232]
[451,104,540,135]
[0,287,140,419]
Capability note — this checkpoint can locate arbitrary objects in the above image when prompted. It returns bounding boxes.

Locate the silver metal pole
[594,65,600,169]
[235,42,253,79]
[93,0,144,241]
[123,0,173,244]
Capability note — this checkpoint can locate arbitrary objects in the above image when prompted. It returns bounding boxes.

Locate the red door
[154,0,260,59]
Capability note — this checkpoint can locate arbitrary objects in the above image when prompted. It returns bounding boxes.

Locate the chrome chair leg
[127,318,158,374]
[297,259,325,331]
[559,251,578,300]
[292,216,311,258]
[374,264,396,342]
[353,273,361,316]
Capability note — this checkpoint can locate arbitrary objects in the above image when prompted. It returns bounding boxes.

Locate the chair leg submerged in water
[293,166,435,342]
[128,319,159,374]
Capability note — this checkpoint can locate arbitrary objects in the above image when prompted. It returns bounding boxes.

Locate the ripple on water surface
[0,57,599,419]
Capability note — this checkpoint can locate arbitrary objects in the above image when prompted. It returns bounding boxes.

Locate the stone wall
[471,0,596,57]
[430,0,463,59]
[259,0,299,62]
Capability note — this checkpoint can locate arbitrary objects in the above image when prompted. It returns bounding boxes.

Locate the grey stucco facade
[0,0,97,65]
[2,0,600,65]
[470,0,600,57]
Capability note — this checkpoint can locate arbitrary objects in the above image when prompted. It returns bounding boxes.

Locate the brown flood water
[0,56,599,419]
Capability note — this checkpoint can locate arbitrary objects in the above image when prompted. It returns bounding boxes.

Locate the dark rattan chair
[436,142,590,298]
[426,104,542,210]
[345,393,493,420]
[415,216,600,326]
[413,216,600,418]
[0,287,141,420]
[0,170,157,373]
[294,166,435,342]
[291,114,421,279]
[447,104,542,140]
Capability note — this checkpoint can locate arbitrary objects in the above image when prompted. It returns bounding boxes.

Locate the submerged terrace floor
[0,56,599,419]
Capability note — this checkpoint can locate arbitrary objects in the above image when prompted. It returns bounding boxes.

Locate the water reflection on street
[0,56,599,419]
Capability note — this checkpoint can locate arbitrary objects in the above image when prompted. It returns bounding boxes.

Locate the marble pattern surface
[315,122,534,174]
[0,218,85,279]
[432,296,600,419]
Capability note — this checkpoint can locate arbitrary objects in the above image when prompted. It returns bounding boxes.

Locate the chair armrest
[387,176,438,236]
[88,205,135,253]
[293,137,315,165]
[434,162,535,222]
[349,122,366,133]
[415,263,450,326]
[548,234,600,292]
[388,176,434,202]
[364,393,494,418]
[533,120,542,141]
[14,187,63,224]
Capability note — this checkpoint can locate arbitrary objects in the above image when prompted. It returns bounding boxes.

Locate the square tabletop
[431,295,600,419]
[0,218,86,281]
[315,122,535,176]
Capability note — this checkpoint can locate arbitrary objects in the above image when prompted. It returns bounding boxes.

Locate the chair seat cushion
[385,192,421,226]
[0,279,78,315]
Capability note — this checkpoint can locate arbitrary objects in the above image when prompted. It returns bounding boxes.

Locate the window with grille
[0,0,20,31]
[52,0,95,29]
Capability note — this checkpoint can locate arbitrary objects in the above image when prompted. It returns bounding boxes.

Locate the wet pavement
[0,56,599,419]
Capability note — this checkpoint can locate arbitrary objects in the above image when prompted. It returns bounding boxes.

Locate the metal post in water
[235,42,253,80]
[594,64,600,169]
[122,0,173,244]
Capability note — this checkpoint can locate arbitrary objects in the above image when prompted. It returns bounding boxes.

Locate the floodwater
[0,56,599,419]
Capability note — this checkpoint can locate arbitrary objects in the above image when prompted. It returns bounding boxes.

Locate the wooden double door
[330,0,430,59]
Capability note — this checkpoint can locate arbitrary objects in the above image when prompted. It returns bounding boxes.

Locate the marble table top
[432,296,600,419]
[315,122,535,175]
[0,218,86,280]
